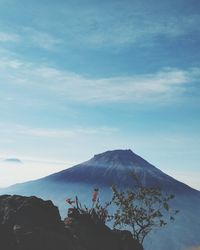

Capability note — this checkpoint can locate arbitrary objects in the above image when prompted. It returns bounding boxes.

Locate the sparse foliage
[111,173,179,244]
[66,188,112,224]
[66,174,179,245]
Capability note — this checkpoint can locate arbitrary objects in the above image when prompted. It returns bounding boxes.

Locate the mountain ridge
[2,149,199,194]
[38,149,198,195]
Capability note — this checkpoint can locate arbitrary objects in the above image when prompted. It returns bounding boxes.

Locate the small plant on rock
[66,188,112,224]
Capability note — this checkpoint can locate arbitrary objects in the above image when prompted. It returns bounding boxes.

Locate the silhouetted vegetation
[66,189,112,224]
[66,174,179,247]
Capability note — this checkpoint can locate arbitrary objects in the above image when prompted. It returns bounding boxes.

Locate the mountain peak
[94,149,134,157]
[92,149,143,166]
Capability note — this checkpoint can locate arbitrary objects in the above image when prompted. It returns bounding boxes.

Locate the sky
[0,0,200,189]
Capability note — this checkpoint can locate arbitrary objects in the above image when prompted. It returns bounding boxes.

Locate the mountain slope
[37,149,198,197]
[0,149,200,250]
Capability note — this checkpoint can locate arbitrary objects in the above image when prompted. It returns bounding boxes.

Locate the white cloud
[23,27,62,50]
[0,123,118,139]
[0,58,24,69]
[21,126,118,138]
[0,56,199,104]
[0,28,62,50]
[0,32,20,43]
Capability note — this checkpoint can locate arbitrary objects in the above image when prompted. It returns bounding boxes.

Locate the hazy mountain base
[1,181,200,250]
[1,150,200,250]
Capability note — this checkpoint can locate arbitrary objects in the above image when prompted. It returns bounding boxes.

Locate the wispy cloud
[0,32,20,43]
[22,27,63,50]
[19,126,118,138]
[38,67,195,103]
[2,5,199,50]
[0,58,24,69]
[50,5,200,47]
[0,27,62,50]
[0,56,199,104]
[0,123,118,139]
[1,2,200,51]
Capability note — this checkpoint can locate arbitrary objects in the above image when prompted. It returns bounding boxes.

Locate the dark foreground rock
[65,209,143,250]
[0,195,143,250]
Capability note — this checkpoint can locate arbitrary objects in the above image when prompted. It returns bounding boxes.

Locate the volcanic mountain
[0,149,200,250]
[41,149,198,194]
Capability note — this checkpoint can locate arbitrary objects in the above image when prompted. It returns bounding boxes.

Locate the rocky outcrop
[0,195,78,250]
[65,208,143,250]
[0,195,61,228]
[0,195,143,250]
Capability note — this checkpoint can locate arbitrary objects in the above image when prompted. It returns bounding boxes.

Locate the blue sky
[0,0,200,189]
